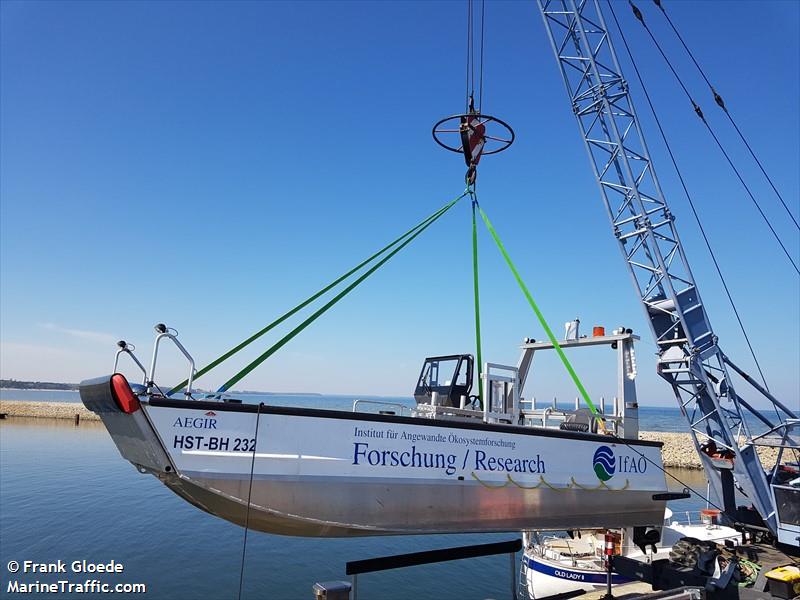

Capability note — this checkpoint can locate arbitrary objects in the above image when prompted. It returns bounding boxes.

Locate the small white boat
[81,327,672,537]
[520,509,741,599]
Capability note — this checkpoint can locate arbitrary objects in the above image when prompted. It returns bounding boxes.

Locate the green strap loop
[477,205,601,418]
[216,192,467,393]
[168,190,468,396]
[470,194,484,406]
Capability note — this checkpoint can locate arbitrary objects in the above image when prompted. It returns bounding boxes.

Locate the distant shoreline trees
[0,379,79,391]
[0,379,322,395]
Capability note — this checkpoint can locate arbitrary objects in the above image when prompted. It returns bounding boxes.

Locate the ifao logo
[592,445,616,481]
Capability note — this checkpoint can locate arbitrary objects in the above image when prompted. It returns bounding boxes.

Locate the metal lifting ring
[431,113,515,156]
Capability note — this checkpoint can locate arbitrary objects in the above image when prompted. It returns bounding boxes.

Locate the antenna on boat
[432,0,513,185]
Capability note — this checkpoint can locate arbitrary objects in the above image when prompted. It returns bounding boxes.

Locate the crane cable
[478,0,485,111]
[478,192,795,557]
[627,1,799,275]
[606,1,772,393]
[465,0,472,112]
[237,401,263,600]
[465,0,487,404]
[651,0,799,231]
[465,0,487,112]
[470,193,778,545]
[612,3,798,512]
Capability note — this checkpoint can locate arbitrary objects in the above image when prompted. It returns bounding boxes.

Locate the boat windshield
[413,355,472,407]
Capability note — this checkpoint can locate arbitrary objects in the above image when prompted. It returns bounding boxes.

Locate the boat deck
[577,581,655,599]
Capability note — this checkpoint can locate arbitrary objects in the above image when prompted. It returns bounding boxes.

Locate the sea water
[0,397,709,600]
[0,388,748,433]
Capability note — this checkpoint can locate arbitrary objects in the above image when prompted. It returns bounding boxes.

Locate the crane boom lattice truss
[536,0,798,545]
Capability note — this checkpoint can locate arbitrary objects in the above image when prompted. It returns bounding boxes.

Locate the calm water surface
[0,400,709,599]
[0,389,760,434]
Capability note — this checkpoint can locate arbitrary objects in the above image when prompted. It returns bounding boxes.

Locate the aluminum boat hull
[81,375,669,537]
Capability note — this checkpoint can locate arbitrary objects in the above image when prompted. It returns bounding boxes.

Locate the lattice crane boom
[536,0,798,547]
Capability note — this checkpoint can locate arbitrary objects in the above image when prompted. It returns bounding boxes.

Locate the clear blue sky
[1,1,798,407]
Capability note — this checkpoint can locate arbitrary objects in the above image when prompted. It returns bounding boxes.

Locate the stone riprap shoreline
[1,400,100,422]
[637,431,779,470]
[0,401,780,470]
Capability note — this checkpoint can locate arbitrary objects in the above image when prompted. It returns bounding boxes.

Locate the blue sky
[1,1,798,407]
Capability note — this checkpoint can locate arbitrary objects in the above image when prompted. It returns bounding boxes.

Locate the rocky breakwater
[640,431,780,470]
[0,400,100,422]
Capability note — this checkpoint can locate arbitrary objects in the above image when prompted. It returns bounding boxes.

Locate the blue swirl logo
[593,445,616,481]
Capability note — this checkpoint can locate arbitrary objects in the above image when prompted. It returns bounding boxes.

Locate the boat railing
[519,405,565,428]
[533,533,596,566]
[147,324,196,399]
[667,510,722,528]
[519,396,616,413]
[113,341,148,386]
[352,399,412,417]
[411,403,487,422]
[519,404,623,433]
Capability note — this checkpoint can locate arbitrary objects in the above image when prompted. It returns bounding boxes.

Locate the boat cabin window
[414,354,473,408]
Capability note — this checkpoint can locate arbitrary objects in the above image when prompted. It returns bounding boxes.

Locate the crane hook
[460,96,486,184]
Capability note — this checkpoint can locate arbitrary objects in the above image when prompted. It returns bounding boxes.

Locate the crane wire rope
[464,0,488,402]
[476,203,793,555]
[602,424,793,564]
[605,1,773,395]
[608,2,793,486]
[466,0,473,111]
[237,401,263,600]
[626,1,799,275]
[478,0,485,111]
[652,0,799,231]
[606,5,797,541]
[602,423,797,564]
[465,0,487,111]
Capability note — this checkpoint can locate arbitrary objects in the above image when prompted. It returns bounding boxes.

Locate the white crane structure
[536,0,799,548]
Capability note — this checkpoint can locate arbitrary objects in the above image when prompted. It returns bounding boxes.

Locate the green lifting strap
[470,193,484,406]
[168,190,468,396]
[216,191,467,394]
[477,204,602,419]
